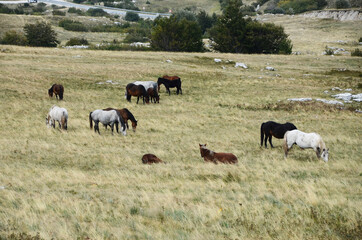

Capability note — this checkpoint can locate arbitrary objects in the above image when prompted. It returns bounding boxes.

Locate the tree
[151,16,203,52]
[24,21,59,47]
[0,30,27,46]
[196,10,215,35]
[209,0,292,54]
[125,11,140,22]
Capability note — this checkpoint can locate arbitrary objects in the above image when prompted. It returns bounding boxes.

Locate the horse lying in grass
[125,83,149,104]
[89,109,126,135]
[46,105,68,130]
[157,77,182,95]
[283,130,329,162]
[142,154,164,164]
[48,84,64,100]
[199,144,238,164]
[103,108,138,132]
[260,121,297,148]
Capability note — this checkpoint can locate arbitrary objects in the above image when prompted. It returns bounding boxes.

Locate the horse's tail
[59,86,64,100]
[61,111,67,130]
[283,131,289,158]
[89,112,93,129]
[260,123,265,147]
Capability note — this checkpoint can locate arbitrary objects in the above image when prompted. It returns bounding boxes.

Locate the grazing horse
[48,84,64,100]
[284,130,329,162]
[147,88,160,103]
[162,75,180,81]
[260,121,297,148]
[103,108,138,132]
[142,154,164,164]
[46,105,68,130]
[157,77,182,95]
[199,144,238,164]
[125,83,149,104]
[89,109,126,135]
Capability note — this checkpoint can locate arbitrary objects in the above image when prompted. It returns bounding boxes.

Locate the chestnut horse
[199,144,238,164]
[48,84,64,100]
[103,108,138,132]
[126,83,149,104]
[142,154,164,164]
[147,88,159,103]
[260,121,297,148]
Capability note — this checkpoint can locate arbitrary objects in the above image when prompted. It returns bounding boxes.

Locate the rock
[288,98,312,102]
[332,93,352,101]
[265,66,275,71]
[166,59,173,63]
[214,58,222,63]
[235,62,248,69]
[316,99,344,106]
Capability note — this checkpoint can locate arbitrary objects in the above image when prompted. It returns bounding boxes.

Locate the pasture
[0,33,361,239]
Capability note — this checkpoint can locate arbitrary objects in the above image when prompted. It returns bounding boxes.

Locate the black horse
[157,77,182,95]
[260,121,297,148]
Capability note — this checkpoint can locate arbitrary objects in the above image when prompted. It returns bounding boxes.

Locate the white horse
[283,130,329,162]
[89,109,126,136]
[46,105,68,130]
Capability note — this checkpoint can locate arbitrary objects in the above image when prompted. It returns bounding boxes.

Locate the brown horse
[158,75,181,93]
[48,84,64,100]
[126,83,149,104]
[147,88,159,103]
[103,108,138,132]
[142,154,164,164]
[199,144,238,164]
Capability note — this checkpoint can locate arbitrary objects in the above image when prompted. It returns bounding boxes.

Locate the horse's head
[321,148,329,162]
[199,144,207,156]
[45,115,51,128]
[132,120,137,132]
[48,88,53,97]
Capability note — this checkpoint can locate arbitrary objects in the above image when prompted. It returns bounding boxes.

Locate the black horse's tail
[59,86,64,100]
[260,123,265,147]
[89,112,93,129]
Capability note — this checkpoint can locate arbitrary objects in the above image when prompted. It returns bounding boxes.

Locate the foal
[48,84,64,100]
[199,144,238,164]
[142,154,164,164]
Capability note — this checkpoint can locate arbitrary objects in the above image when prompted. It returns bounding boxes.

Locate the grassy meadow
[0,14,362,240]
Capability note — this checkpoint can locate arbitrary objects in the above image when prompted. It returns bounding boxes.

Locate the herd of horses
[46,76,329,164]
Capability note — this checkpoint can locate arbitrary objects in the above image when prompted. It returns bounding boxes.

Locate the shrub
[59,19,88,32]
[324,46,334,55]
[65,37,89,46]
[335,0,350,9]
[278,0,327,14]
[52,10,66,16]
[151,16,203,52]
[125,11,140,22]
[359,37,362,42]
[123,25,150,43]
[68,7,84,15]
[24,21,59,47]
[209,0,292,54]
[73,0,86,3]
[351,48,362,57]
[0,30,27,45]
[196,10,216,35]
[86,8,108,17]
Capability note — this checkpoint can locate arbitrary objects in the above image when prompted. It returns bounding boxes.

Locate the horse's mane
[122,108,137,123]
[200,146,214,157]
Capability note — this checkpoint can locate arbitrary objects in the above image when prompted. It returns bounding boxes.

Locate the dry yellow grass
[0,13,361,240]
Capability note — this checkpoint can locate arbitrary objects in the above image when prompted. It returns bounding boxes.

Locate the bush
[351,48,362,57]
[209,0,292,54]
[73,0,86,3]
[151,16,203,52]
[24,21,59,47]
[278,0,327,14]
[335,0,350,9]
[0,30,27,45]
[359,37,362,42]
[68,7,84,15]
[52,10,66,16]
[123,25,150,43]
[65,37,89,46]
[59,19,88,32]
[125,11,140,22]
[324,46,334,55]
[196,10,216,35]
[86,8,108,17]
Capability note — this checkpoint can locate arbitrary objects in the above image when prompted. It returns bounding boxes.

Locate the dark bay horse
[147,88,159,103]
[126,83,149,104]
[142,154,164,164]
[199,144,238,164]
[48,84,64,100]
[162,75,180,81]
[103,108,138,132]
[260,121,297,148]
[157,77,182,95]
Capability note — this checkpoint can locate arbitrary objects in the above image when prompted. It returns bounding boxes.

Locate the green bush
[86,8,108,17]
[125,11,140,22]
[68,7,84,15]
[59,19,88,32]
[123,25,150,43]
[209,0,292,54]
[196,10,216,35]
[278,0,327,14]
[65,37,89,46]
[52,10,66,16]
[151,16,203,52]
[335,0,350,9]
[359,37,362,42]
[351,48,362,57]
[0,30,27,46]
[24,21,59,47]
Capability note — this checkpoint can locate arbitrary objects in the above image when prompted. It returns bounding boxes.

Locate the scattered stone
[356,109,362,113]
[214,58,222,63]
[324,90,329,94]
[345,88,352,92]
[72,55,82,58]
[332,87,342,91]
[221,66,226,70]
[166,59,173,63]
[130,42,150,48]
[235,62,248,69]
[332,93,352,101]
[64,45,89,49]
[288,98,313,102]
[352,93,362,102]
[292,51,302,55]
[265,66,275,71]
[316,98,344,105]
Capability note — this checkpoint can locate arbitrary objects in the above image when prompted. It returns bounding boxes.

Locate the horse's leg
[115,122,119,133]
[269,136,274,148]
[136,96,139,104]
[110,123,114,135]
[264,134,268,148]
[167,87,170,95]
[261,130,264,148]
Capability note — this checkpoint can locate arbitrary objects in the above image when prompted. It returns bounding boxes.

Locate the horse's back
[286,130,320,148]
[215,152,238,164]
[49,106,68,120]
[133,81,157,90]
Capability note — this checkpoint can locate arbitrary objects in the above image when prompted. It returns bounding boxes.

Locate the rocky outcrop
[303,10,361,21]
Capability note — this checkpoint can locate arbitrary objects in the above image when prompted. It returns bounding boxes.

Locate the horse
[133,81,158,92]
[125,83,149,104]
[89,109,126,135]
[46,105,68,130]
[199,144,238,164]
[260,121,297,148]
[147,88,160,103]
[142,154,164,164]
[162,75,180,81]
[103,108,138,132]
[283,130,329,162]
[48,84,64,100]
[157,77,182,95]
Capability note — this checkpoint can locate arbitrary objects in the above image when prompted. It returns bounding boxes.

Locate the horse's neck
[202,148,214,158]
